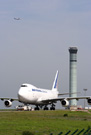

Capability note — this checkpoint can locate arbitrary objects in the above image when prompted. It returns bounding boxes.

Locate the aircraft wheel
[34,107,39,110]
[44,107,49,110]
[50,107,55,110]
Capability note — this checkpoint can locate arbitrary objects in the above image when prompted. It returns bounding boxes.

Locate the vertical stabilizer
[52,70,59,91]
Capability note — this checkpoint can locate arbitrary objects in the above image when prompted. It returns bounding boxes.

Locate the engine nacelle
[61,99,69,107]
[87,98,91,105]
[4,100,12,107]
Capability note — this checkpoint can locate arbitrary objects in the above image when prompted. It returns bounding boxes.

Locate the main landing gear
[34,106,40,110]
[43,106,49,110]
[50,104,55,110]
[34,104,56,110]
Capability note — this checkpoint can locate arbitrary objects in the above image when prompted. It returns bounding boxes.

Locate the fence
[50,128,91,135]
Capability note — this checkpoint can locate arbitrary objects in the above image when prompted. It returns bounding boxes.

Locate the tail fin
[52,70,59,91]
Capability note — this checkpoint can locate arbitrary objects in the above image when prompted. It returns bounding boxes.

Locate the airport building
[69,47,78,107]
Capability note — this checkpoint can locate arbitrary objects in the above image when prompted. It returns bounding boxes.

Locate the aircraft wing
[58,92,80,96]
[66,96,91,100]
[0,98,18,101]
[41,96,91,103]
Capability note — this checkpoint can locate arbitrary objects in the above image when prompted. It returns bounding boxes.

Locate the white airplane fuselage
[18,84,58,105]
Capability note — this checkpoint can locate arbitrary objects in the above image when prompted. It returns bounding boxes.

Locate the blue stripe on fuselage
[32,89,47,93]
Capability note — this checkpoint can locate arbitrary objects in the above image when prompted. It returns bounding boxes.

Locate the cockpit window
[21,85,27,87]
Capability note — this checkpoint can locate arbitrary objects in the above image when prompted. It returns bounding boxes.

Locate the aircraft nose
[18,89,22,96]
[18,88,25,101]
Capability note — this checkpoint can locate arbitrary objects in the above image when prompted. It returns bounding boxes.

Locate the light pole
[83,89,87,109]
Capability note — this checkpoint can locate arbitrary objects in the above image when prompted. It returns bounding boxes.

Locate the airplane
[14,18,21,20]
[0,70,91,110]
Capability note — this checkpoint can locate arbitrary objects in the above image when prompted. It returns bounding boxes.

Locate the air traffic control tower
[69,47,78,107]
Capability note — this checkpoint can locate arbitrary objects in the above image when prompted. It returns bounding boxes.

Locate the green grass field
[0,110,91,135]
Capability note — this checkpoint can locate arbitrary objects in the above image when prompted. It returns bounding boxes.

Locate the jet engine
[87,98,91,105]
[4,100,12,107]
[61,99,69,107]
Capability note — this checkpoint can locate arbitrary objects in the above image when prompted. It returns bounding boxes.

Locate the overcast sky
[0,0,91,109]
